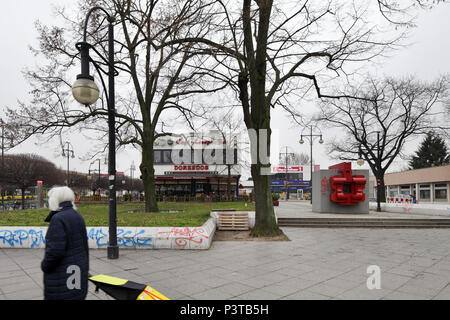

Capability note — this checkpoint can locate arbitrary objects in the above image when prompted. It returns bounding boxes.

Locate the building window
[419,184,431,200]
[389,186,399,197]
[434,183,448,200]
[154,150,174,164]
[162,150,172,164]
[400,185,411,195]
[154,150,162,164]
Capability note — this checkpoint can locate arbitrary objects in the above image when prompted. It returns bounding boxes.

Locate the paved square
[1,225,449,300]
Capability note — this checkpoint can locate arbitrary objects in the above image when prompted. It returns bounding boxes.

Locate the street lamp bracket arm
[82,6,115,42]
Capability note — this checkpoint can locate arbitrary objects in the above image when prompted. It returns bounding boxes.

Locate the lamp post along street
[130,161,136,199]
[89,159,101,195]
[62,142,75,187]
[300,126,323,204]
[280,147,295,201]
[377,131,381,212]
[72,7,119,260]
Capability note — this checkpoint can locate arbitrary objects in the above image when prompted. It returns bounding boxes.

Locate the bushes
[272,193,280,206]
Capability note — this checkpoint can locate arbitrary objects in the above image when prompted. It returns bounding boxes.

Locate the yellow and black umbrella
[89,274,170,300]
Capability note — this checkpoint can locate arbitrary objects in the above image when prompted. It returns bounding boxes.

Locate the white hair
[48,186,77,211]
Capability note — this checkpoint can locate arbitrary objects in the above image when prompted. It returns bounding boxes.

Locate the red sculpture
[329,162,366,206]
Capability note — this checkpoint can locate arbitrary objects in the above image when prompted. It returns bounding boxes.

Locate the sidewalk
[1,202,449,300]
[275,200,450,219]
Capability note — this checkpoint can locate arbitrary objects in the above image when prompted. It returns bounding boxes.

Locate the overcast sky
[1,1,450,180]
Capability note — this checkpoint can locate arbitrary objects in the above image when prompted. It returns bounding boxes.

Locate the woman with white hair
[41,186,89,300]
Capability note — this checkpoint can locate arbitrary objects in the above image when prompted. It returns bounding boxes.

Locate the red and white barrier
[387,195,414,204]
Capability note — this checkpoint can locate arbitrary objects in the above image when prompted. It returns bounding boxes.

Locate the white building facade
[153,131,241,197]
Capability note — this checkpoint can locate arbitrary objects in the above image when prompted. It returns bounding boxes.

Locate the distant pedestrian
[41,186,89,300]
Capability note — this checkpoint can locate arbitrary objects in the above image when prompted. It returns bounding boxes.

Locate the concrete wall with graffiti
[0,218,216,250]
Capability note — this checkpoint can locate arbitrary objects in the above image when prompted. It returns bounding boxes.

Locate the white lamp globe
[72,77,100,105]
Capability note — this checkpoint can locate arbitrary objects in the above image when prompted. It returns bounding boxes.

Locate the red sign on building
[272,166,303,173]
[174,165,210,171]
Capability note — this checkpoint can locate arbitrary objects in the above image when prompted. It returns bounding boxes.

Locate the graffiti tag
[0,229,45,248]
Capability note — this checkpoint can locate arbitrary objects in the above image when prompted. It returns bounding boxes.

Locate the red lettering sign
[174,165,210,171]
[321,177,329,195]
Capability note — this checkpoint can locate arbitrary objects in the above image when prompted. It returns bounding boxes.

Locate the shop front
[155,170,240,197]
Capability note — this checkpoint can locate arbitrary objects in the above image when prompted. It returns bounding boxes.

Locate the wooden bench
[218,212,249,231]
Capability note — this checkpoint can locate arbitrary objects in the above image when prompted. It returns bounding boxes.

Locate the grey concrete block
[312,169,369,214]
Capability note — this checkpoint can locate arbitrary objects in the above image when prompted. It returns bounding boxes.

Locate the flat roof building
[153,131,240,197]
[369,164,450,203]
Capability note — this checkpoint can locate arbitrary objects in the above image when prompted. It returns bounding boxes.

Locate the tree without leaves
[205,109,249,198]
[159,0,441,236]
[409,132,450,169]
[318,75,449,201]
[279,152,310,166]
[2,154,64,209]
[5,0,227,212]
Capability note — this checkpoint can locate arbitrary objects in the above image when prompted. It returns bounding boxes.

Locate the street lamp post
[88,159,101,195]
[62,142,75,187]
[72,6,119,260]
[279,147,295,201]
[130,161,136,200]
[299,126,324,204]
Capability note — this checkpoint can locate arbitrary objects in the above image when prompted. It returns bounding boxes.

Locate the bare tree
[207,109,249,198]
[3,154,64,209]
[159,0,441,236]
[279,152,310,166]
[318,75,449,201]
[5,0,226,212]
[69,172,91,195]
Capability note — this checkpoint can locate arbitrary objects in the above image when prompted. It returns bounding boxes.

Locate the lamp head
[72,75,100,105]
[299,136,304,145]
[357,158,365,166]
[319,136,324,144]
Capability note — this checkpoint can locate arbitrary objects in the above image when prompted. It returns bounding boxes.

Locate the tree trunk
[21,188,25,210]
[250,164,281,237]
[140,141,159,212]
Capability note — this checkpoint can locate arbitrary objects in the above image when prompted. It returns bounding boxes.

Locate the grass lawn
[0,202,255,227]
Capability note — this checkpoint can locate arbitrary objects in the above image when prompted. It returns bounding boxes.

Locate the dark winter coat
[41,202,89,300]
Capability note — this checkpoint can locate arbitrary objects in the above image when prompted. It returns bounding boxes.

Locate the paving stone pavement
[1,226,449,300]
